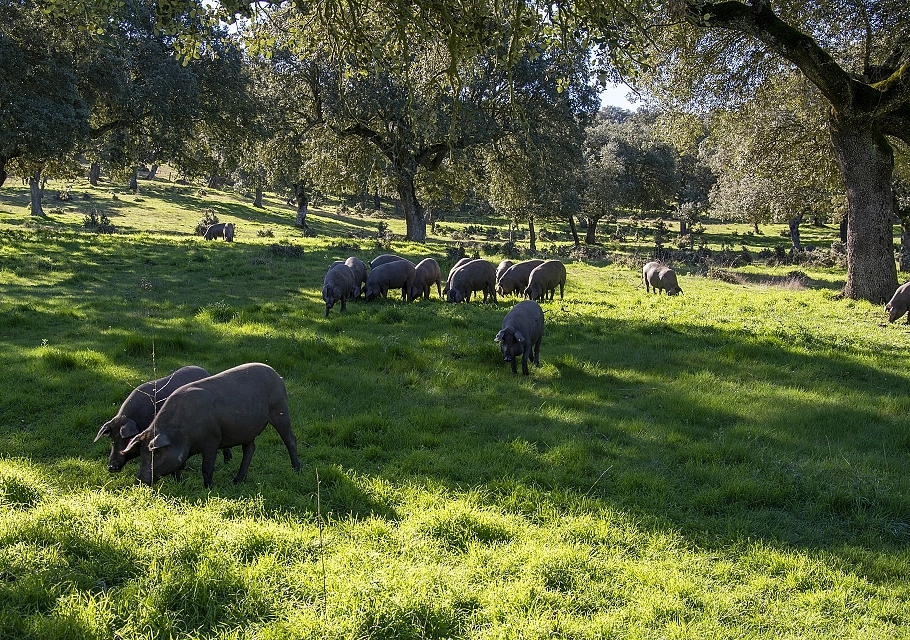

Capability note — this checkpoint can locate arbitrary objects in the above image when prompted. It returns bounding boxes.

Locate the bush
[82,210,116,234]
[194,209,219,235]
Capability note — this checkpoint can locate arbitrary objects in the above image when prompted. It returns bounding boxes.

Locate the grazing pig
[94,365,217,472]
[410,258,442,300]
[495,300,544,375]
[123,362,301,487]
[642,261,682,296]
[364,259,417,301]
[442,257,472,298]
[524,260,566,301]
[323,261,355,316]
[344,256,367,299]
[885,282,910,324]
[495,260,514,283]
[447,259,497,303]
[370,254,407,270]
[497,259,544,297]
[204,222,235,241]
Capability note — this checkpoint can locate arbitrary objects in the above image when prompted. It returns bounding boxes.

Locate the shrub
[194,209,219,235]
[82,210,116,234]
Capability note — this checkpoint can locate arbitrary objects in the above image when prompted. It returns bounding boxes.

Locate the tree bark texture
[254,187,263,208]
[585,217,599,244]
[829,118,897,302]
[397,171,427,242]
[568,216,580,246]
[293,183,310,229]
[29,169,45,216]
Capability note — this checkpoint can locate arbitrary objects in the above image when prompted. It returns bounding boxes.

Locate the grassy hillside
[1,176,909,639]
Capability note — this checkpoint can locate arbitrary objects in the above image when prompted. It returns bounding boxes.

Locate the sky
[600,83,639,111]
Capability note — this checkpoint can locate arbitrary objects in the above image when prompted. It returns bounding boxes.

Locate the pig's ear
[94,418,116,443]
[122,431,148,455]
[514,331,525,343]
[119,419,140,440]
[149,433,171,451]
[494,330,504,343]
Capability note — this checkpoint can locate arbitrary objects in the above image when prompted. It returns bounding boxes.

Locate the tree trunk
[89,162,101,186]
[568,216,580,246]
[29,168,45,216]
[840,217,848,243]
[253,187,263,208]
[293,183,310,229]
[680,219,688,235]
[207,173,219,189]
[528,215,536,252]
[0,156,8,187]
[753,221,760,234]
[585,217,598,244]
[830,117,897,302]
[129,168,139,195]
[788,211,805,252]
[397,171,427,242]
[147,164,158,180]
[373,191,381,211]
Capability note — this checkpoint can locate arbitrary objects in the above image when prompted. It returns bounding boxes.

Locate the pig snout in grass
[410,258,442,300]
[523,260,566,302]
[642,261,682,296]
[446,259,497,304]
[886,282,910,324]
[495,300,544,375]
[94,365,219,472]
[497,259,544,297]
[364,259,417,302]
[123,362,300,488]
[323,261,355,316]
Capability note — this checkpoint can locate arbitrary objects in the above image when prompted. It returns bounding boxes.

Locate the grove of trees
[3,0,908,302]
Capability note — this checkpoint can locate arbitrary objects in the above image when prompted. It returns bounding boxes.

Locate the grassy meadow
[1,175,909,639]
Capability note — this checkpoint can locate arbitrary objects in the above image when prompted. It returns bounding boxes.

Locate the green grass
[1,176,909,638]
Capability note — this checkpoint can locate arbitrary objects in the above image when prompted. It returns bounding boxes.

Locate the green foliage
[1,177,909,638]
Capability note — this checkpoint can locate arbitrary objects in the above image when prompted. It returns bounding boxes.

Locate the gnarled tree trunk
[830,117,897,302]
[29,168,45,216]
[89,162,101,186]
[293,183,310,229]
[397,170,427,242]
[585,216,599,244]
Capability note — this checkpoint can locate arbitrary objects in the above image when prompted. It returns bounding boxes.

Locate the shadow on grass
[1,230,908,562]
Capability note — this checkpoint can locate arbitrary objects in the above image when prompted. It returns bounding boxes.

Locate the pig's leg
[232,441,257,484]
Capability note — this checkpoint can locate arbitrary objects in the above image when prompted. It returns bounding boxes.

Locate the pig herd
[95,254,577,487]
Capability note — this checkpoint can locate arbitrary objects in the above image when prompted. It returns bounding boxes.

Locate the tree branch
[684,0,857,113]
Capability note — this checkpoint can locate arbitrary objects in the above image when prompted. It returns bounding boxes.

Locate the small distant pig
[123,362,301,487]
[524,260,566,301]
[885,282,910,324]
[204,222,234,241]
[497,259,544,297]
[323,261,355,316]
[447,259,497,303]
[642,261,682,296]
[94,365,217,472]
[495,300,544,375]
[364,258,417,301]
[410,258,442,300]
[344,256,367,299]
